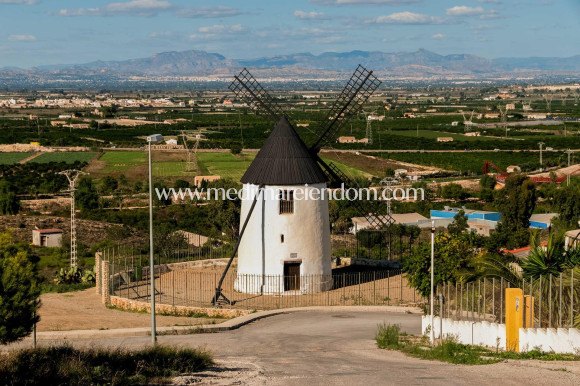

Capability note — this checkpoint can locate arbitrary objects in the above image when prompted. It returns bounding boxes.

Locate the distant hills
[1,49,579,87]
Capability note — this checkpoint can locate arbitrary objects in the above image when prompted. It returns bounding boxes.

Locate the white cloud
[59,0,172,17]
[0,0,39,4]
[294,10,329,20]
[176,6,241,18]
[368,12,444,24]
[189,24,247,41]
[310,0,419,5]
[432,33,445,39]
[446,5,501,19]
[446,6,484,16]
[8,34,36,41]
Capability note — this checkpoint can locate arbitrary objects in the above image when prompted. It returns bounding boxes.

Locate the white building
[235,117,331,294]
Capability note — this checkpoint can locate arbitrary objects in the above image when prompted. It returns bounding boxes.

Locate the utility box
[32,229,63,248]
[505,288,523,352]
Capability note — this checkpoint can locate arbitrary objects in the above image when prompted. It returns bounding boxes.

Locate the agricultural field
[392,130,513,142]
[99,151,146,172]
[374,151,568,175]
[0,152,34,164]
[197,152,255,180]
[30,152,97,164]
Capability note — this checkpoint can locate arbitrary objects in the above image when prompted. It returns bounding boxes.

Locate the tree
[101,176,118,195]
[553,185,580,228]
[75,177,99,211]
[479,174,496,190]
[230,143,242,155]
[440,183,467,201]
[448,210,469,235]
[492,174,536,249]
[0,231,41,344]
[0,180,20,215]
[403,233,476,297]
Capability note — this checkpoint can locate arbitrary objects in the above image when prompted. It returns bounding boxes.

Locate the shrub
[0,345,213,384]
[375,323,401,349]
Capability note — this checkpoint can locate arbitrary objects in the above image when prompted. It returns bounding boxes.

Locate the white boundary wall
[422,316,580,354]
[422,316,506,350]
[519,328,580,354]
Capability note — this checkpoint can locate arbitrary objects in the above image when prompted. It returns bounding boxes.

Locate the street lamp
[147,133,163,344]
[538,142,545,172]
[430,220,435,345]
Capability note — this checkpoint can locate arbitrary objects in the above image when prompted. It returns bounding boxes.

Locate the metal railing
[433,270,580,328]
[101,246,425,311]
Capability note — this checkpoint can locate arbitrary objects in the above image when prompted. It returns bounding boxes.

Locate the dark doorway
[284,262,301,291]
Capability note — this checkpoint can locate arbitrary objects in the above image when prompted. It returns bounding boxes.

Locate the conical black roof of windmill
[241,117,327,185]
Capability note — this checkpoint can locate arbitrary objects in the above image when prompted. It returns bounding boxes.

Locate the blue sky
[0,0,578,68]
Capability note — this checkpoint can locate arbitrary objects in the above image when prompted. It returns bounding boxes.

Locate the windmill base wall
[234,274,333,294]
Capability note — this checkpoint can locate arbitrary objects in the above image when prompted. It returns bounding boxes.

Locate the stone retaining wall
[110,296,251,319]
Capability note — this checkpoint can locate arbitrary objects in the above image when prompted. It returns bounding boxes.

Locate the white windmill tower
[211,67,392,305]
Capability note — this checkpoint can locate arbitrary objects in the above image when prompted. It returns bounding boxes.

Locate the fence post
[95,251,102,295]
[373,271,376,306]
[571,268,574,328]
[539,275,542,328]
[102,260,110,305]
[358,272,361,305]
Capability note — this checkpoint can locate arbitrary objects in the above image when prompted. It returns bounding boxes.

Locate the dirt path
[18,152,42,164]
[37,288,225,332]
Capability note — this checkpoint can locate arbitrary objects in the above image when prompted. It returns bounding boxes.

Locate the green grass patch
[375,323,580,365]
[100,151,146,172]
[0,345,213,385]
[30,152,97,164]
[197,152,254,180]
[320,156,372,179]
[0,152,34,164]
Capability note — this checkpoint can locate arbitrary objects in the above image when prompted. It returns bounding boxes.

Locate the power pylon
[366,117,373,145]
[58,170,88,268]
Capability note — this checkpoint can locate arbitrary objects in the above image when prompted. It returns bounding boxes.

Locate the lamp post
[538,142,545,172]
[147,134,163,344]
[430,220,435,345]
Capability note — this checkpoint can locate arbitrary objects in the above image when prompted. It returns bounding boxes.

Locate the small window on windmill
[290,253,298,259]
[280,234,285,243]
[279,190,294,214]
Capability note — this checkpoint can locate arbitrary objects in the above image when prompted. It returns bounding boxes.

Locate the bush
[375,323,401,349]
[54,266,95,285]
[0,345,213,384]
[0,231,41,344]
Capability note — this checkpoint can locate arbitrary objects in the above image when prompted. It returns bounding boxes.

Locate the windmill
[211,66,393,306]
[181,131,200,172]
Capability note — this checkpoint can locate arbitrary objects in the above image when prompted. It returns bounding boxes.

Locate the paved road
[19,310,580,385]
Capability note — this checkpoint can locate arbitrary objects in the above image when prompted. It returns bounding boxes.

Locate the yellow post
[524,295,534,329]
[505,288,523,352]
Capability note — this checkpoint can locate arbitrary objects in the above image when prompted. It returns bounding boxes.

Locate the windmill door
[284,262,301,291]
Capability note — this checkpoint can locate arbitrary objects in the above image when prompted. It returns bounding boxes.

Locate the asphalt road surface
[20,311,580,385]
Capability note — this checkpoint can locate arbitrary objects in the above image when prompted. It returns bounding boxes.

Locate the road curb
[28,305,422,340]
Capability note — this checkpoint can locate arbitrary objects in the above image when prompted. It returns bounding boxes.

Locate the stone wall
[109,296,251,319]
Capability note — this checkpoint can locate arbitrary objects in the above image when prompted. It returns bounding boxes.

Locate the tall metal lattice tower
[365,116,373,145]
[58,170,87,268]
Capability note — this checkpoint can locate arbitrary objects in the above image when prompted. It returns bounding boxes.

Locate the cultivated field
[0,152,34,164]
[30,152,97,164]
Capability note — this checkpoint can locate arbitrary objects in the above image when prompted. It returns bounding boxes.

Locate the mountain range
[3,49,580,79]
